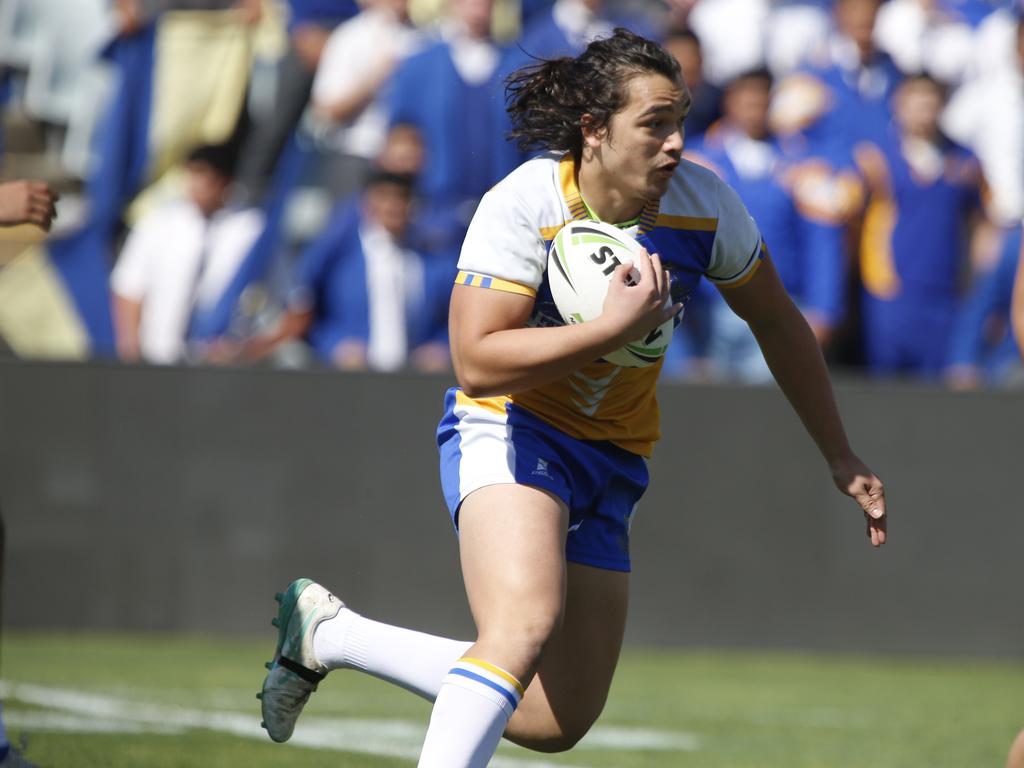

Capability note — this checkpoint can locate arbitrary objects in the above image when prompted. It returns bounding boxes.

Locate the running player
[259,29,887,767]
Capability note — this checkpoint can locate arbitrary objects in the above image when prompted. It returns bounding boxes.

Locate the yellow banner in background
[0,241,90,359]
[147,11,253,181]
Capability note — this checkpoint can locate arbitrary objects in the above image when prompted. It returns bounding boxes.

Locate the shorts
[436,387,649,572]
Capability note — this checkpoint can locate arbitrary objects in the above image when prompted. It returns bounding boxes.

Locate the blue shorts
[436,388,649,572]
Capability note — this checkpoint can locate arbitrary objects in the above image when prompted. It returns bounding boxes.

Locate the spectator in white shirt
[942,14,1024,225]
[111,144,263,364]
[308,0,424,200]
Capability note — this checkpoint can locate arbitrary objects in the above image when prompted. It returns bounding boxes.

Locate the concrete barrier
[2,361,1021,657]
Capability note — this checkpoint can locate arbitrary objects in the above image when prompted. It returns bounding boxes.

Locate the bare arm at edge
[1012,235,1024,359]
[111,292,143,363]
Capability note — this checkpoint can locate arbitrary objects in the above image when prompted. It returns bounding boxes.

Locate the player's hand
[600,248,682,343]
[830,453,886,548]
[0,180,58,231]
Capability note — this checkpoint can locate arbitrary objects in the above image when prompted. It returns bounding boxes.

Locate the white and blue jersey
[438,152,764,570]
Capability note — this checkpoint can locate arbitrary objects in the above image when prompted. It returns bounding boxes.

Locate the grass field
[2,632,1022,767]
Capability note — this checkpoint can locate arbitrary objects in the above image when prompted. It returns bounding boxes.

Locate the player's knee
[481,608,563,667]
[513,718,595,753]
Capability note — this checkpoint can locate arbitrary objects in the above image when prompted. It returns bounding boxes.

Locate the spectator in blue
[773,0,904,157]
[241,169,451,371]
[516,0,657,62]
[946,226,1023,388]
[233,0,359,204]
[855,73,988,379]
[385,0,523,254]
[663,28,723,142]
[683,68,848,382]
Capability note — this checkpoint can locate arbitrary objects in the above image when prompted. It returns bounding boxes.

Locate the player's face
[592,72,690,205]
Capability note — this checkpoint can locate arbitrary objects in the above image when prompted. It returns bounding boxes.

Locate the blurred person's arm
[233,0,261,24]
[410,341,450,372]
[116,0,255,34]
[236,307,314,361]
[114,0,145,35]
[332,339,368,369]
[792,179,850,349]
[314,58,397,124]
[0,180,58,231]
[110,217,159,362]
[1013,233,1024,359]
[311,21,398,125]
[292,24,333,71]
[111,293,144,362]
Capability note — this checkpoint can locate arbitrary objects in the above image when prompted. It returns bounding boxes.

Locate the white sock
[417,658,523,768]
[312,607,472,700]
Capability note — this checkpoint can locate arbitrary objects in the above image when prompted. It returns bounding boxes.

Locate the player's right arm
[450,251,676,398]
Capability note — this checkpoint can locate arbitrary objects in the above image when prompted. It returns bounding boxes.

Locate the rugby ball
[547,220,674,368]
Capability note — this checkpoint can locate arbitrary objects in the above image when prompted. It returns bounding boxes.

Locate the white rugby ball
[547,220,674,368]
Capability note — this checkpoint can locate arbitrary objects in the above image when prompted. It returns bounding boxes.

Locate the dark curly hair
[506,29,683,161]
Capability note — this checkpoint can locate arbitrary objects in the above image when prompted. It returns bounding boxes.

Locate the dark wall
[1,361,1021,657]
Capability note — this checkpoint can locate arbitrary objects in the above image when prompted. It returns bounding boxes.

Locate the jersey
[455,153,763,457]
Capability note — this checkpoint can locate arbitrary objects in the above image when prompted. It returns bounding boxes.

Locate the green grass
[2,632,1022,767]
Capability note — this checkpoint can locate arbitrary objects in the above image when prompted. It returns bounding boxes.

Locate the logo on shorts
[532,458,552,478]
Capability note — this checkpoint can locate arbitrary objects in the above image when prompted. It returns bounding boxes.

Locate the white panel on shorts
[453,399,517,502]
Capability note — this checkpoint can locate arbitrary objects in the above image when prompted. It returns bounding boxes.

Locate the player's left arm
[719,254,887,547]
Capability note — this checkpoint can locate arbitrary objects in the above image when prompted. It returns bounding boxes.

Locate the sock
[312,607,472,700]
[417,658,524,768]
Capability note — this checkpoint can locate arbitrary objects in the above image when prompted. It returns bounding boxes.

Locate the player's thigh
[458,483,569,649]
[507,562,629,750]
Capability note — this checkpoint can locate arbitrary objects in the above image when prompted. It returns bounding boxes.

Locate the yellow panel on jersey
[559,156,589,220]
[510,360,663,457]
[455,390,512,416]
[539,221,574,241]
[655,213,718,231]
[455,270,537,298]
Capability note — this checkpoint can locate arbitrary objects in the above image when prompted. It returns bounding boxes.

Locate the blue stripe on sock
[448,668,519,712]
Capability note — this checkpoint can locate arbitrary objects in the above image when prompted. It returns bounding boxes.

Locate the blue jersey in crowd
[687,127,847,325]
[292,202,451,363]
[858,126,983,375]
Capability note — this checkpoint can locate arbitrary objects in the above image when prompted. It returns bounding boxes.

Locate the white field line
[1,681,699,766]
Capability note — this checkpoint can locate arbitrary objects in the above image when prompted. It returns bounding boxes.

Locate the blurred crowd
[0,0,1022,386]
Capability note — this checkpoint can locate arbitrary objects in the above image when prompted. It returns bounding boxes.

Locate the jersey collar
[558,153,661,235]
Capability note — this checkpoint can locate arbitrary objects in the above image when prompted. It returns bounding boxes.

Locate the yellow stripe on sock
[460,657,525,698]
